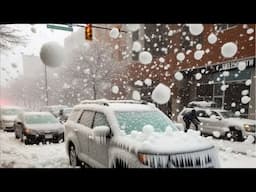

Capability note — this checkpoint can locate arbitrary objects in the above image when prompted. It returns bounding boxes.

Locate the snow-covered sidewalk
[0,130,70,168]
[206,136,256,157]
[0,130,255,168]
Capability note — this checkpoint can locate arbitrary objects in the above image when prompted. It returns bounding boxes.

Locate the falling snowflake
[221,42,238,58]
[188,24,204,36]
[139,51,153,65]
[174,71,183,81]
[176,52,185,62]
[151,83,171,104]
[207,33,217,44]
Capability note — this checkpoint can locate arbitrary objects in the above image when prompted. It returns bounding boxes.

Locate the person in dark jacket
[183,109,201,132]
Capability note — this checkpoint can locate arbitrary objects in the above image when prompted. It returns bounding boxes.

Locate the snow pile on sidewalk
[0,130,70,168]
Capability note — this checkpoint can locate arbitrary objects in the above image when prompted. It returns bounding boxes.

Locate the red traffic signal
[85,24,93,40]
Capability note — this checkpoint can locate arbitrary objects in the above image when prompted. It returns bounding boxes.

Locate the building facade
[115,24,255,120]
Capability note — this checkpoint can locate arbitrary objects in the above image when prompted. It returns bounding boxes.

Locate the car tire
[227,128,243,142]
[69,144,82,167]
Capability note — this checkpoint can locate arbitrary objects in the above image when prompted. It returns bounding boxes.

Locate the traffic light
[85,24,93,40]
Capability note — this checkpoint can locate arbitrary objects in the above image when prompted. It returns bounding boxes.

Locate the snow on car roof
[108,103,156,111]
[183,107,227,112]
[74,103,156,112]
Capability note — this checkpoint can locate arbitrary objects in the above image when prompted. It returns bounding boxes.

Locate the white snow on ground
[0,130,69,168]
[1,130,255,168]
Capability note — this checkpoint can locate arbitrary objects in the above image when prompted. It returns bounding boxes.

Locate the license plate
[45,134,53,139]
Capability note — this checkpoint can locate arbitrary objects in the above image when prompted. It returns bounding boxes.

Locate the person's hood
[112,130,213,154]
[225,118,256,127]
[24,123,64,133]
[0,115,17,121]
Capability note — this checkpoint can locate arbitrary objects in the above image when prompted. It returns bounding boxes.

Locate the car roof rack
[80,99,148,106]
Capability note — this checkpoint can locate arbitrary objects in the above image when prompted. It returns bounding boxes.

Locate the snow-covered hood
[225,118,256,127]
[0,115,17,121]
[112,130,213,155]
[25,123,64,133]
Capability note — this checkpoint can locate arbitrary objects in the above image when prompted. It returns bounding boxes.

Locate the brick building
[113,24,256,120]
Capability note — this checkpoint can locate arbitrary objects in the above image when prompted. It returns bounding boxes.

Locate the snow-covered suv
[65,100,220,168]
[177,107,256,141]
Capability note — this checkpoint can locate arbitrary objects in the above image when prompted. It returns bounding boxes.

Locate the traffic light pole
[71,24,128,33]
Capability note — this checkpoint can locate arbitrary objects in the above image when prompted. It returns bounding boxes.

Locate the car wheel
[69,144,81,167]
[227,128,243,142]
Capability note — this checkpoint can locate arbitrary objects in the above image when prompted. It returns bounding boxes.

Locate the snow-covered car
[14,112,64,145]
[0,106,24,131]
[177,107,256,141]
[65,100,220,168]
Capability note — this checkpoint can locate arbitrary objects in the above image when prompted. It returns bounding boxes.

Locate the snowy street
[0,130,255,168]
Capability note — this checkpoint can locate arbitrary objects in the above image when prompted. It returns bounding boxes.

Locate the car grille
[141,147,219,168]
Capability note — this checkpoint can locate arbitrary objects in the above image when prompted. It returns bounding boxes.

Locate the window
[180,25,202,51]
[78,111,95,128]
[93,112,109,128]
[196,110,210,118]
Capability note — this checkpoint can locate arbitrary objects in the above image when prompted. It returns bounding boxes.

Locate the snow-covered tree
[0,25,26,50]
[64,41,125,101]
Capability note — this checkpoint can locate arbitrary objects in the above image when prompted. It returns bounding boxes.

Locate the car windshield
[1,108,21,116]
[115,111,178,134]
[220,111,237,118]
[25,114,59,124]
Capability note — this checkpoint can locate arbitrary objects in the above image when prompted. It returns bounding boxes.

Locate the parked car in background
[0,106,24,131]
[65,100,219,168]
[177,107,256,141]
[14,112,64,145]
[40,105,68,117]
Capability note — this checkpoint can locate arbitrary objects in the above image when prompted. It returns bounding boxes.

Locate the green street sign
[47,24,73,32]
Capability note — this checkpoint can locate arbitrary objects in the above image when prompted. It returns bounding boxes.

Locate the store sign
[217,58,255,71]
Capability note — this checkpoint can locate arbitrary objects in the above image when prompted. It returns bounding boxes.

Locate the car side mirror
[93,126,110,137]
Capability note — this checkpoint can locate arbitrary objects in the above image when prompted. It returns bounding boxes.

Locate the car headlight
[244,124,256,132]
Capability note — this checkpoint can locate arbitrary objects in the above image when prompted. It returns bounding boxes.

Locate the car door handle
[74,128,78,132]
